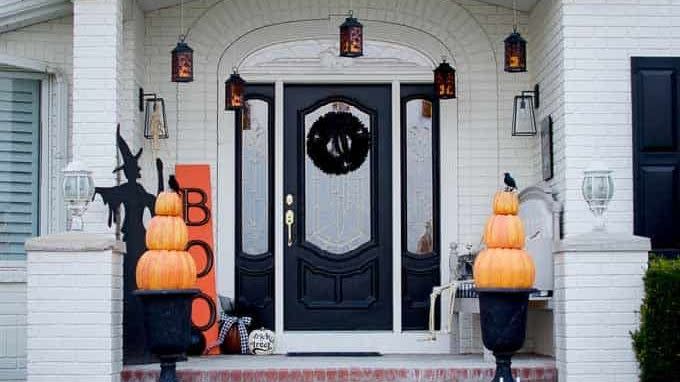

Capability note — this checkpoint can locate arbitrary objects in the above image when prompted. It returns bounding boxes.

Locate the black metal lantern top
[225,71,246,110]
[172,37,194,82]
[339,13,363,58]
[504,30,527,73]
[434,60,456,99]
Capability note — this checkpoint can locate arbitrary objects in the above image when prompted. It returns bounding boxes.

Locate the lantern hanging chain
[512,0,518,32]
[179,0,185,41]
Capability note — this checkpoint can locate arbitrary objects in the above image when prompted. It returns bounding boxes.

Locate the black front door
[283,85,392,330]
[632,57,680,256]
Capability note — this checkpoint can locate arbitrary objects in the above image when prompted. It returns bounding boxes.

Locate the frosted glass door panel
[404,99,434,254]
[241,99,269,255]
[304,102,371,254]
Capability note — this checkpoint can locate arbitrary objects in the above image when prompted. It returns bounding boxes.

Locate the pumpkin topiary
[146,215,189,251]
[473,248,535,289]
[136,250,197,290]
[474,187,535,289]
[155,191,183,216]
[492,190,519,215]
[484,215,525,249]
[136,185,197,291]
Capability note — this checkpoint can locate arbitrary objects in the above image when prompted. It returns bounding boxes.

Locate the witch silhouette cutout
[94,124,166,364]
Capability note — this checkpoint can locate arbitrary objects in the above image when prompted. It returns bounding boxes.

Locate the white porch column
[25,233,123,382]
[72,0,124,235]
[554,231,649,381]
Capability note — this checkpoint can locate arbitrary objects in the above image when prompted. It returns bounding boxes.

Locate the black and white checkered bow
[207,313,252,354]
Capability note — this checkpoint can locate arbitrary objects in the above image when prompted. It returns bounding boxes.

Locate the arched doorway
[217,38,459,353]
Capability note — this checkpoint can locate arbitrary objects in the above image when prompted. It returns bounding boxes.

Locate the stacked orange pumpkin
[136,191,197,290]
[473,190,535,289]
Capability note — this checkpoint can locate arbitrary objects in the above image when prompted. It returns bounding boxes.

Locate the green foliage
[632,258,680,381]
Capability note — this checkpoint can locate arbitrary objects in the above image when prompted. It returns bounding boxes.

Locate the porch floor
[122,354,556,382]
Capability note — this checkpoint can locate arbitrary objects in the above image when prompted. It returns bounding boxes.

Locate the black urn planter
[477,288,535,382]
[134,289,199,382]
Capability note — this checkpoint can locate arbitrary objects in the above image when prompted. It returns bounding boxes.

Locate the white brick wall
[529,0,565,214]
[0,263,26,382]
[554,232,649,381]
[72,0,125,236]
[25,233,123,382]
[560,0,680,235]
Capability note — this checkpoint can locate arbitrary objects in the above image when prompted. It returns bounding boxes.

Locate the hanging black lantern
[225,71,245,110]
[339,11,363,58]
[434,59,456,99]
[504,29,527,73]
[172,36,194,82]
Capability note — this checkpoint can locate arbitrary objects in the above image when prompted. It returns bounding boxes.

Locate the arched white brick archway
[143,0,508,352]
[183,0,498,124]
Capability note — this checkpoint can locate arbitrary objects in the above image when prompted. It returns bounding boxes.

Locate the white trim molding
[0,54,69,237]
[0,0,71,34]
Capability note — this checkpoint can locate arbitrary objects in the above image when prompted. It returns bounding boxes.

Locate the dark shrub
[632,258,680,381]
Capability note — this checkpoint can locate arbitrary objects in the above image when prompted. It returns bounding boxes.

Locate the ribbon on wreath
[206,313,252,354]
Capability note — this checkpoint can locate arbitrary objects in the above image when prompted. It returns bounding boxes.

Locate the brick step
[122,355,557,382]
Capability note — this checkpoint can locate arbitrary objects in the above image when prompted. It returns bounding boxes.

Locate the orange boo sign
[175,164,219,355]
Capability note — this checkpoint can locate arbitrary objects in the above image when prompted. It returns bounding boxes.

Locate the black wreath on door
[306,111,370,175]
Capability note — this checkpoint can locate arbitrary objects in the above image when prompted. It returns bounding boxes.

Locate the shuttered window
[0,77,40,260]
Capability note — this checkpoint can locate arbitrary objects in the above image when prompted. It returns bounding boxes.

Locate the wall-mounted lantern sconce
[139,88,169,141]
[62,161,94,231]
[512,84,539,136]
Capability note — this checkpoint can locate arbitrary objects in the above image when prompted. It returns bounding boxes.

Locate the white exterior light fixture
[62,161,95,231]
[581,160,614,231]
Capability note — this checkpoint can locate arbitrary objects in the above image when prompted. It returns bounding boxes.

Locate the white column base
[554,231,649,382]
[26,233,123,382]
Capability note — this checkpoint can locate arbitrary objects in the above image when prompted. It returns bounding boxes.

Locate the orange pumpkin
[146,216,189,250]
[136,250,197,290]
[155,191,183,217]
[484,215,525,249]
[473,248,535,289]
[492,191,519,215]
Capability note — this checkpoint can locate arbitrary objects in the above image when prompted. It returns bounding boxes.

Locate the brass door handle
[285,209,295,247]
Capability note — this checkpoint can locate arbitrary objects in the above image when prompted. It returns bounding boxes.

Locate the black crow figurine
[504,172,517,191]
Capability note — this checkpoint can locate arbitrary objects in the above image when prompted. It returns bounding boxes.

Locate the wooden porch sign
[175,164,220,355]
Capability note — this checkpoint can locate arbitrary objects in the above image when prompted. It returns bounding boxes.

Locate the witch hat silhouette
[112,124,143,180]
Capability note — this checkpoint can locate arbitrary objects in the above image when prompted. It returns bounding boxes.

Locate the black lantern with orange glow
[504,29,527,73]
[434,59,456,99]
[171,36,194,82]
[339,11,363,58]
[225,70,245,110]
